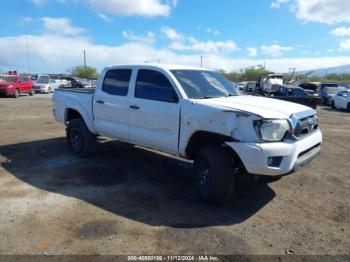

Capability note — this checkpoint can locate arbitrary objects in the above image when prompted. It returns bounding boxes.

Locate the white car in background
[34,75,61,93]
[237,82,247,90]
[331,90,350,112]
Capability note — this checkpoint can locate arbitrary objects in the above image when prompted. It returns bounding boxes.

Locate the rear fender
[65,106,96,134]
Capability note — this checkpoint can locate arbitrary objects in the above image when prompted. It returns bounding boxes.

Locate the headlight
[255,119,291,142]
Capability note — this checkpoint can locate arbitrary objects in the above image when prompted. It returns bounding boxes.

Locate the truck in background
[256,73,284,94]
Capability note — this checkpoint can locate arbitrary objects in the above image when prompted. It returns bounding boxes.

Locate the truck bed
[53,88,95,130]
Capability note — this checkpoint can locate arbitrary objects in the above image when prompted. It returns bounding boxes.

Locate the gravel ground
[0,93,349,255]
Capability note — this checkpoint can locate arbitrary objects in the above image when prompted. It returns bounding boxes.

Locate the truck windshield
[36,76,50,84]
[171,70,239,99]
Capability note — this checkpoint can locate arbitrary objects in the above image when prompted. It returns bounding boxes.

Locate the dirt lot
[0,93,349,255]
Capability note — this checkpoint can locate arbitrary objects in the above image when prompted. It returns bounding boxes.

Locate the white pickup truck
[53,64,322,204]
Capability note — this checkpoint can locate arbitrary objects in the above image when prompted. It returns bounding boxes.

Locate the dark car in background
[59,76,84,89]
[272,85,321,109]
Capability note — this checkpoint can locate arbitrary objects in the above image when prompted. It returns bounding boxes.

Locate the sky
[1,0,350,74]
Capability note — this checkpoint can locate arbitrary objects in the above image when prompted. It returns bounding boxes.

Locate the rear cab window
[102,69,132,96]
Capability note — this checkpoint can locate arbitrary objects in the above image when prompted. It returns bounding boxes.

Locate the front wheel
[13,89,20,98]
[194,144,234,204]
[66,119,96,157]
[29,89,35,96]
[322,98,328,106]
[347,103,350,113]
[331,100,336,109]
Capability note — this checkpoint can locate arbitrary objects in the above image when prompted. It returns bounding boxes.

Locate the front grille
[293,115,319,138]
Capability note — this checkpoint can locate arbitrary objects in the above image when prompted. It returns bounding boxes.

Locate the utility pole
[200,55,203,68]
[22,0,30,73]
[83,50,87,69]
[289,67,296,82]
[263,61,266,70]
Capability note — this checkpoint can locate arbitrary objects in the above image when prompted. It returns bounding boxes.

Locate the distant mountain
[298,64,350,77]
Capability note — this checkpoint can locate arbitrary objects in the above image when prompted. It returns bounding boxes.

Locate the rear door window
[102,69,132,96]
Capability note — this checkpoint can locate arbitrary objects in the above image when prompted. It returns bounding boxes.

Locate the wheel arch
[64,108,96,134]
[185,130,247,173]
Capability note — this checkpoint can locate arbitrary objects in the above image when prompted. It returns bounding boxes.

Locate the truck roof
[105,63,208,71]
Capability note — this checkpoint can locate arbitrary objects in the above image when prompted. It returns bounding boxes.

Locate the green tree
[70,65,99,79]
[243,67,269,81]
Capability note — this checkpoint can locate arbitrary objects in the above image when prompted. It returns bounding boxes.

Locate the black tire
[331,100,336,109]
[13,89,20,98]
[347,103,350,113]
[29,89,35,96]
[66,118,96,157]
[194,144,234,204]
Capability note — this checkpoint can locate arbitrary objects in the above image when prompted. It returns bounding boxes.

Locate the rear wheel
[347,103,350,113]
[13,89,19,98]
[29,89,35,96]
[66,119,96,157]
[194,144,234,204]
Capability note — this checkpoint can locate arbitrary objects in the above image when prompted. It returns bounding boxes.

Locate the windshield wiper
[225,93,237,97]
[197,96,220,99]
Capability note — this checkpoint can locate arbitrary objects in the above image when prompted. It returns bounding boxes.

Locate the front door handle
[96,100,105,104]
[129,105,140,110]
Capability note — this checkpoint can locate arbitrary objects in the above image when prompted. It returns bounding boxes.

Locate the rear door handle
[129,105,140,110]
[96,100,105,104]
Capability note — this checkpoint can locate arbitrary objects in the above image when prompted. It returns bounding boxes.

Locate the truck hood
[193,95,315,119]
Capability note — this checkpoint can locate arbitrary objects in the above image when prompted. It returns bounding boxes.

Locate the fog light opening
[268,156,283,167]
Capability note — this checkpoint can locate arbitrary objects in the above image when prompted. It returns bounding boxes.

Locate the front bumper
[226,129,322,176]
[34,86,49,93]
[0,88,15,95]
